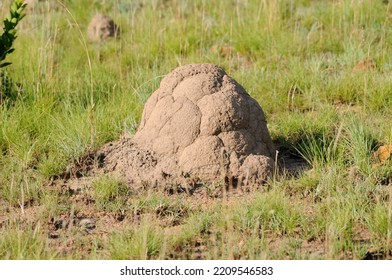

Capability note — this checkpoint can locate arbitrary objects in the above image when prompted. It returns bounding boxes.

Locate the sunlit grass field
[0,0,391,259]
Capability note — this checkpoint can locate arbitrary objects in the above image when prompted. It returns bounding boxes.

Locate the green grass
[1,0,392,259]
[92,175,130,211]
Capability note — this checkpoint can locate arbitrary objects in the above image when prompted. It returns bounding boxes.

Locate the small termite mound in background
[87,13,119,42]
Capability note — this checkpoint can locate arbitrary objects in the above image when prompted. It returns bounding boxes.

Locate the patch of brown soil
[300,238,325,259]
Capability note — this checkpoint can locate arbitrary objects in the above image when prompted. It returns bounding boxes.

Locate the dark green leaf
[0,62,12,68]
[6,48,15,54]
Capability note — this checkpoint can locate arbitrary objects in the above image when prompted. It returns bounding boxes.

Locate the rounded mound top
[130,63,276,184]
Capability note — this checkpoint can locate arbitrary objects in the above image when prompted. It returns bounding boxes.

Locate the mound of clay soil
[68,64,276,188]
[87,13,119,42]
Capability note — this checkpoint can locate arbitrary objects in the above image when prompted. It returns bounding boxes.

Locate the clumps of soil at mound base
[87,13,119,42]
[69,64,276,188]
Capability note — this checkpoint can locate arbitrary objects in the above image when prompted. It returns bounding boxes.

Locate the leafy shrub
[0,1,26,104]
[0,0,27,68]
